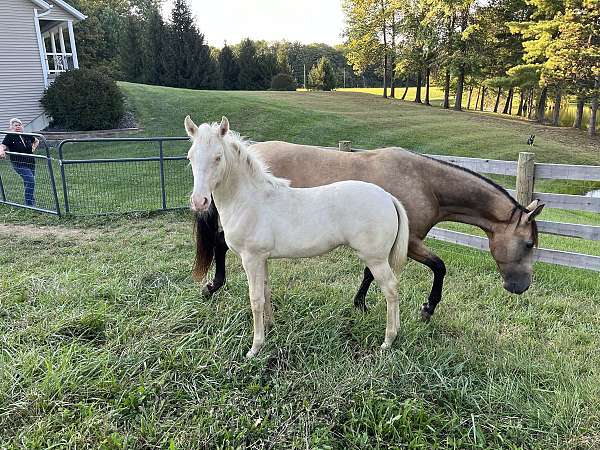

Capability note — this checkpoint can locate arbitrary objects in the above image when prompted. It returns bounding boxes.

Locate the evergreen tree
[308,57,337,91]
[143,7,167,86]
[219,44,240,89]
[257,50,279,89]
[120,14,144,82]
[166,0,213,89]
[238,38,260,89]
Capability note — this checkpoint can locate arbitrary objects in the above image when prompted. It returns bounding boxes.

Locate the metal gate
[0,131,62,216]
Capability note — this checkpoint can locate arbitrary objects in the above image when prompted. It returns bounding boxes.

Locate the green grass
[1,83,600,448]
[340,87,600,130]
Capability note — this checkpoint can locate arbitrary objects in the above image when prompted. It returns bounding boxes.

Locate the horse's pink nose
[190,194,210,211]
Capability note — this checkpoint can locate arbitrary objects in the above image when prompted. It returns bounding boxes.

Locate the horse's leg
[352,267,374,311]
[263,261,273,328]
[409,240,447,322]
[202,232,229,298]
[367,260,399,349]
[241,253,267,358]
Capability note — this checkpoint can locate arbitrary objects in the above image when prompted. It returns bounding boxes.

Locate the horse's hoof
[246,348,258,359]
[201,285,213,299]
[380,342,391,350]
[420,305,432,322]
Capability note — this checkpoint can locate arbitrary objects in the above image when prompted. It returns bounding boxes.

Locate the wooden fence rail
[341,142,600,272]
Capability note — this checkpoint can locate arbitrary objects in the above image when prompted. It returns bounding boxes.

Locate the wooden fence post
[339,140,352,152]
[516,151,535,206]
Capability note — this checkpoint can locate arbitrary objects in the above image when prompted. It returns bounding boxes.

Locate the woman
[0,118,39,206]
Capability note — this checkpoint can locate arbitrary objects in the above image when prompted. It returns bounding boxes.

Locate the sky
[164,0,346,48]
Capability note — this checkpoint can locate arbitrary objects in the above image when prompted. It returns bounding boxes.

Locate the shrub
[270,73,296,91]
[41,69,125,131]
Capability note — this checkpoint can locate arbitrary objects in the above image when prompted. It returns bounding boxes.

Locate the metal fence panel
[57,137,191,214]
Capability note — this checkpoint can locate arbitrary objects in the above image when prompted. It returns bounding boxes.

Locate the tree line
[69,0,381,91]
[344,0,599,135]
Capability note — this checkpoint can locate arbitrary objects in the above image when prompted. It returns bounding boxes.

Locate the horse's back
[294,180,400,252]
[251,141,436,238]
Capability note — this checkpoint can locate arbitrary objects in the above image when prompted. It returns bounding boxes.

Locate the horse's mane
[203,123,290,188]
[419,152,538,246]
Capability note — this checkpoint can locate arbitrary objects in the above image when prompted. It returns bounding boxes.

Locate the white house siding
[0,0,47,131]
[43,2,76,22]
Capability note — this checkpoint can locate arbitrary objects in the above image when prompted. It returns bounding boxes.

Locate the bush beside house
[41,69,125,131]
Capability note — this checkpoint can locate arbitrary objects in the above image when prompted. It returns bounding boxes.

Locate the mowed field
[338,87,600,130]
[1,83,599,448]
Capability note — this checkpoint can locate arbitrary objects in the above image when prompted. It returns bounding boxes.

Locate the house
[0,0,86,132]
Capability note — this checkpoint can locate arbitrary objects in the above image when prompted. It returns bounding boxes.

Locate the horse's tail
[389,195,409,273]
[192,200,219,281]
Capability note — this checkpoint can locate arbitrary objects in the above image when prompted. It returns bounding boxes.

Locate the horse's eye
[525,241,534,249]
[215,155,221,162]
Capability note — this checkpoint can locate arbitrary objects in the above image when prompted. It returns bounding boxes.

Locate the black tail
[193,199,219,281]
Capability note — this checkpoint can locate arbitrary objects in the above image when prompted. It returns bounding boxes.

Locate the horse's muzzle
[503,279,530,295]
[190,194,210,212]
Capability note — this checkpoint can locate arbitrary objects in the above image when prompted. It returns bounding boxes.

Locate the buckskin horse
[193,140,544,321]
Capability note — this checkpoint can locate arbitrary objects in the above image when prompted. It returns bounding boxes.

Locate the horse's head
[185,115,229,212]
[488,199,545,294]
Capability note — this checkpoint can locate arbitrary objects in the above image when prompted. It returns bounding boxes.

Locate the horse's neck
[212,163,271,224]
[435,171,516,233]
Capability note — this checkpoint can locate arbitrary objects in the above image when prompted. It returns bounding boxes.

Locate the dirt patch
[0,223,99,241]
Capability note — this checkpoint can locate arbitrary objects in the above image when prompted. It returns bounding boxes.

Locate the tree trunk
[443,15,455,110]
[502,87,514,114]
[517,89,525,116]
[453,10,468,111]
[508,89,514,115]
[401,77,408,100]
[390,14,396,98]
[551,89,562,126]
[467,86,473,109]
[528,89,535,119]
[493,88,502,113]
[454,67,465,111]
[381,0,388,99]
[415,71,422,103]
[474,86,481,110]
[425,67,431,105]
[536,86,548,123]
[443,69,451,109]
[589,95,598,137]
[573,97,585,128]
[480,87,486,111]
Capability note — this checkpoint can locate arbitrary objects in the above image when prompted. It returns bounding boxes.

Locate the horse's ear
[525,199,539,211]
[185,115,198,137]
[219,116,229,137]
[524,200,545,222]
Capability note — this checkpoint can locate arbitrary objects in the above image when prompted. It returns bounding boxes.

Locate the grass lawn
[1,84,599,448]
[338,87,600,130]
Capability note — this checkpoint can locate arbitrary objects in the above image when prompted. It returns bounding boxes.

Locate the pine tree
[238,38,260,90]
[143,7,167,86]
[166,0,213,89]
[218,44,240,90]
[120,14,144,82]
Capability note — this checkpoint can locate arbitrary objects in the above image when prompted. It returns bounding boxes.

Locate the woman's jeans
[12,162,36,206]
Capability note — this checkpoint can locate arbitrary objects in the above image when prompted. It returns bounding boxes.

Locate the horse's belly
[269,233,341,259]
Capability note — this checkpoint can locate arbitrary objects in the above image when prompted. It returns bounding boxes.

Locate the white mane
[203,123,290,188]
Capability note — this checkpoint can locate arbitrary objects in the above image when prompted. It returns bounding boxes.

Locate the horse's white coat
[186,116,410,357]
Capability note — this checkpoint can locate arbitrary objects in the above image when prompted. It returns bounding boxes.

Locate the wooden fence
[337,142,600,272]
